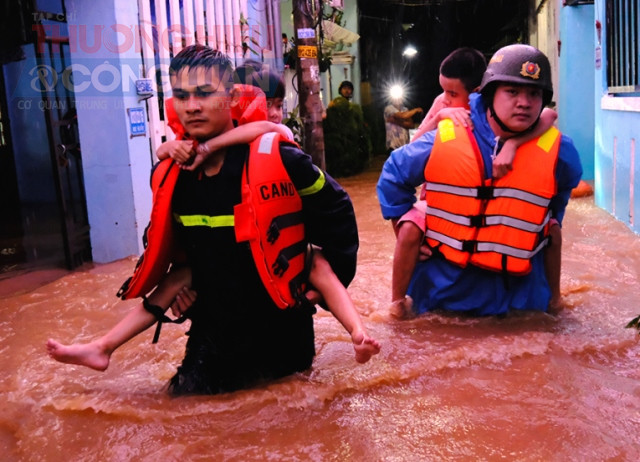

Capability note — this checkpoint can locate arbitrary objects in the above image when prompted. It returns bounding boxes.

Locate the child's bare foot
[46,339,110,371]
[351,331,381,364]
[389,295,415,320]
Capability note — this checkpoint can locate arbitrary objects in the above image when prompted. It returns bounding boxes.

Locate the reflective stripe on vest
[425,182,551,207]
[173,214,235,228]
[424,119,560,275]
[425,227,549,259]
[426,205,551,233]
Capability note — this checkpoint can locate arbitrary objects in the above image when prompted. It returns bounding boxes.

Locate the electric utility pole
[292,0,325,169]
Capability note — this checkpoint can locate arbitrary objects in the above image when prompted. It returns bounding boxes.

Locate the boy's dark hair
[169,44,234,89]
[234,59,285,99]
[439,47,487,93]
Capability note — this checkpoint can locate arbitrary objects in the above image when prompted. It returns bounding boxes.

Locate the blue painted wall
[558,5,594,181]
[592,1,640,233]
[64,0,153,262]
[558,2,640,234]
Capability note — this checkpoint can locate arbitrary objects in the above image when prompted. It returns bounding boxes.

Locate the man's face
[340,86,353,99]
[170,66,233,140]
[491,84,543,134]
[267,97,284,124]
[439,75,470,109]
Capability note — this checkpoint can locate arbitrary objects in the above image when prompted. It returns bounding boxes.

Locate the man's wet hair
[169,44,234,88]
[439,47,487,93]
[234,60,286,99]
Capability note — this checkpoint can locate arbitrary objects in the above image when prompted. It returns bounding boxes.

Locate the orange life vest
[117,159,181,300]
[424,119,560,275]
[118,133,306,308]
[234,132,307,308]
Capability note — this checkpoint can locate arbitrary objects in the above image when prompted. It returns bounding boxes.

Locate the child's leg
[544,223,562,312]
[46,267,192,371]
[146,266,193,314]
[390,203,426,319]
[308,251,380,364]
[392,221,423,300]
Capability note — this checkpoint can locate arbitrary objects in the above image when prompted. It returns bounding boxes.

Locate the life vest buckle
[469,215,486,227]
[461,240,477,253]
[267,221,280,244]
[272,254,289,276]
[476,186,495,200]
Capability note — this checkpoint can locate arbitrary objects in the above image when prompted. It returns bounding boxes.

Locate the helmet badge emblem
[520,61,541,80]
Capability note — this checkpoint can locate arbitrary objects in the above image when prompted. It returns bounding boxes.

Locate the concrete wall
[66,0,152,262]
[529,0,559,110]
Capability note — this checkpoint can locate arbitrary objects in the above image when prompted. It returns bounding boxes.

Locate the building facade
[0,0,287,275]
[1,0,638,278]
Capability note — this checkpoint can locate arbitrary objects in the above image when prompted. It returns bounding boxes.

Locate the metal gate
[136,0,250,155]
[35,16,92,269]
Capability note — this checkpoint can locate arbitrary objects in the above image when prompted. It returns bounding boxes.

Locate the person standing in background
[384,91,423,152]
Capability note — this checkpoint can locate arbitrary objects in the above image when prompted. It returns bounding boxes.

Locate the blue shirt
[376,93,583,315]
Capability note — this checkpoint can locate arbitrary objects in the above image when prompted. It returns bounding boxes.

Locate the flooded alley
[2,161,640,461]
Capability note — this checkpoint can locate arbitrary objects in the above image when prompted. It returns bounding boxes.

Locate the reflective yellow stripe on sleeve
[173,214,235,228]
[297,168,326,197]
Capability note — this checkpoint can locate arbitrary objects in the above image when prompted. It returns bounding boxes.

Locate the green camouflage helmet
[479,44,553,106]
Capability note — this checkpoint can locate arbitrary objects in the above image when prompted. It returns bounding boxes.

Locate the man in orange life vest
[146,45,359,394]
[377,44,583,316]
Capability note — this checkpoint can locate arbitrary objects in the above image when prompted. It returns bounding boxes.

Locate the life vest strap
[272,240,307,276]
[426,229,477,253]
[267,211,304,244]
[142,297,189,344]
[116,276,133,299]
[288,269,308,306]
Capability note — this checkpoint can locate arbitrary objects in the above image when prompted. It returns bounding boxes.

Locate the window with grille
[606,0,639,94]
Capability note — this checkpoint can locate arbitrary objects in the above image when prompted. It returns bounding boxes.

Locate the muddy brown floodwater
[2,160,640,461]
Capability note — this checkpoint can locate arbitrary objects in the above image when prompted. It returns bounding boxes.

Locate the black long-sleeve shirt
[169,142,358,393]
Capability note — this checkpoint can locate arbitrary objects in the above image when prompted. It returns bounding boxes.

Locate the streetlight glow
[389,84,404,100]
[402,45,418,58]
